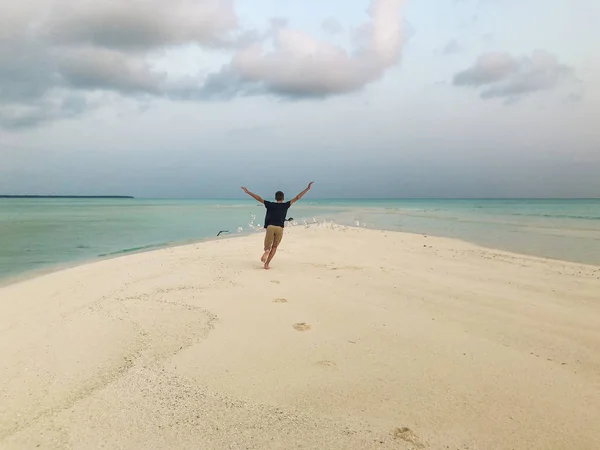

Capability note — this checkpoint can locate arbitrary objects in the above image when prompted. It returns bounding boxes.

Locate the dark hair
[275,191,284,201]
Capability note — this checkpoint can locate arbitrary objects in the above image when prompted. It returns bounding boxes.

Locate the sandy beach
[1,225,599,449]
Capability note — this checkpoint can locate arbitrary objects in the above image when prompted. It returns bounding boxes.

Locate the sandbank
[1,225,599,449]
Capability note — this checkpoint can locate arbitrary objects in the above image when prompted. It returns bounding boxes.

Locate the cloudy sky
[1,0,598,198]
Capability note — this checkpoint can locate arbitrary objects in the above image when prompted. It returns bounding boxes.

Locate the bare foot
[264,263,270,270]
[261,251,269,263]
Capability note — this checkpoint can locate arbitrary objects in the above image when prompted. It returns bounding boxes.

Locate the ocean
[1,198,599,281]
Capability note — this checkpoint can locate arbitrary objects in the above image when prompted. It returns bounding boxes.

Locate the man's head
[275,191,284,202]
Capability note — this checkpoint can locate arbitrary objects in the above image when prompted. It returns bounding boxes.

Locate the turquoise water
[317,198,600,265]
[1,198,600,280]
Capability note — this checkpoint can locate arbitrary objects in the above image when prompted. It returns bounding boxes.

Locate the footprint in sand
[316,360,336,367]
[273,298,288,303]
[293,323,311,332]
[270,280,280,284]
[392,427,426,449]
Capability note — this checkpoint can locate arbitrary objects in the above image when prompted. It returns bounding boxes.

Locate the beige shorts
[264,225,284,250]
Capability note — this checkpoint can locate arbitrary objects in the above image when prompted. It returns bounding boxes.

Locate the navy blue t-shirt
[264,201,291,228]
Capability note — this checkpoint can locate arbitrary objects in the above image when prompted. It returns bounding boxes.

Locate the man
[241,182,314,270]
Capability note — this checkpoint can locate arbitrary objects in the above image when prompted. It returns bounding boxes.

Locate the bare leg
[264,245,278,270]
[261,248,270,263]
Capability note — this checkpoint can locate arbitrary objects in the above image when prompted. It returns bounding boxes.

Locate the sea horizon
[2,195,599,200]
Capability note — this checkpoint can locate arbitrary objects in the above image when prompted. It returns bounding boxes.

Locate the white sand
[1,225,599,449]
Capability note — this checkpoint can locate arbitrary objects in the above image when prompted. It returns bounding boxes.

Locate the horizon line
[3,196,599,201]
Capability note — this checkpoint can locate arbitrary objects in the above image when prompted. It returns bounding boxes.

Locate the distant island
[0,195,134,199]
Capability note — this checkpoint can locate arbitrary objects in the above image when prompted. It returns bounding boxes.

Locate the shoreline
[3,198,600,283]
[0,228,259,288]
[2,225,599,449]
[2,220,599,289]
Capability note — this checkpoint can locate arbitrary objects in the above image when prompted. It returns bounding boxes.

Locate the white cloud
[200,0,407,99]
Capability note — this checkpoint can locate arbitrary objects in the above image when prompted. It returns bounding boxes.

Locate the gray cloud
[0,0,237,129]
[482,33,494,45]
[0,92,89,129]
[225,125,272,137]
[322,18,345,35]
[564,92,583,104]
[0,0,406,129]
[41,0,238,51]
[441,39,463,56]
[453,50,575,101]
[0,49,53,104]
[199,0,407,100]
[454,52,518,85]
[56,48,164,95]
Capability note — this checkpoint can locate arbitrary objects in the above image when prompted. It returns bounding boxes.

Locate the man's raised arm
[241,187,264,204]
[290,182,314,204]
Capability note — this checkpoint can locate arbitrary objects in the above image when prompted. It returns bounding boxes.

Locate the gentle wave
[98,243,170,257]
[507,213,600,221]
[372,208,600,221]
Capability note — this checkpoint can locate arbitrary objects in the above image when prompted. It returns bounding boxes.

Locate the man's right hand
[307,181,314,189]
[241,187,249,193]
